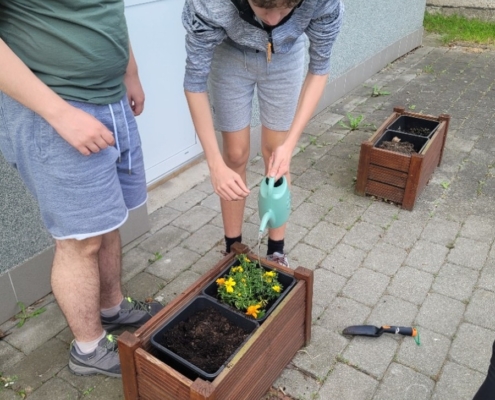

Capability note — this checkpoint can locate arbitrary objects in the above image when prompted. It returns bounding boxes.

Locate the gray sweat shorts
[209,36,305,133]
[0,92,147,240]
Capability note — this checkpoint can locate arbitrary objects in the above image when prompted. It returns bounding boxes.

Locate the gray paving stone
[56,366,107,392]
[373,363,435,400]
[313,268,347,307]
[171,205,217,232]
[447,237,490,270]
[363,241,408,276]
[465,289,495,330]
[320,243,366,278]
[317,296,371,334]
[122,246,158,283]
[0,341,24,371]
[284,223,309,255]
[477,258,495,293]
[180,225,224,256]
[292,325,348,380]
[450,323,495,374]
[290,201,330,229]
[420,217,461,246]
[461,215,495,243]
[324,202,367,228]
[432,263,478,302]
[397,327,450,378]
[122,271,165,301]
[415,293,465,338]
[146,246,201,282]
[2,338,68,392]
[342,268,390,307]
[431,362,486,400]
[405,240,449,274]
[139,224,190,255]
[307,184,346,209]
[289,243,326,271]
[4,302,66,355]
[387,267,434,305]
[319,363,378,400]
[342,222,384,252]
[189,244,226,275]
[148,205,181,234]
[199,192,222,212]
[290,184,313,210]
[304,221,347,252]
[382,220,425,250]
[155,270,202,305]
[360,202,400,228]
[366,295,418,328]
[273,368,321,400]
[193,178,214,194]
[27,378,79,400]
[342,335,398,379]
[166,188,207,212]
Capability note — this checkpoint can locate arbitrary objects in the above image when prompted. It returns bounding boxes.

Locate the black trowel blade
[342,325,381,337]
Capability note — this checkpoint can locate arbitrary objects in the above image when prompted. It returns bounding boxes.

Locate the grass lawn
[424,12,495,45]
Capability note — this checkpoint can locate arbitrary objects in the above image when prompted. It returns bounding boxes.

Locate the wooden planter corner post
[118,242,314,400]
[355,106,450,210]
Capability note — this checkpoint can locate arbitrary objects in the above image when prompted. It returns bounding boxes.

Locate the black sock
[267,238,284,256]
[225,235,242,254]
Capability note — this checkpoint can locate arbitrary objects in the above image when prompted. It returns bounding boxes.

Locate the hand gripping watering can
[258,176,291,233]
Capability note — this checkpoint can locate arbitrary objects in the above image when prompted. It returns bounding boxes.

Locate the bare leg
[98,230,123,309]
[221,126,251,238]
[261,125,291,241]
[51,236,104,342]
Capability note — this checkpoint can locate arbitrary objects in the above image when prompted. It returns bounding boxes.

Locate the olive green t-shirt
[0,0,129,104]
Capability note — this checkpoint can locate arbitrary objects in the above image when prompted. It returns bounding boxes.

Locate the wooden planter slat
[118,242,313,400]
[355,107,450,210]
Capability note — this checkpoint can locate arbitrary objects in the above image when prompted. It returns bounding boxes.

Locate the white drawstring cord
[120,100,132,174]
[108,104,121,163]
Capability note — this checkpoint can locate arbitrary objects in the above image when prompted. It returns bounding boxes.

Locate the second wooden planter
[355,107,450,210]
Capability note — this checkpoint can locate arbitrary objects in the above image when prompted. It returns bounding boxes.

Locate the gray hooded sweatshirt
[182,0,344,92]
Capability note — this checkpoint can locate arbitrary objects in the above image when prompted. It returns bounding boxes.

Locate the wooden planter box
[355,107,450,210]
[118,243,313,400]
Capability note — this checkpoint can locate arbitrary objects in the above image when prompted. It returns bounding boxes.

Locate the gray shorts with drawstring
[0,92,147,240]
[209,36,306,133]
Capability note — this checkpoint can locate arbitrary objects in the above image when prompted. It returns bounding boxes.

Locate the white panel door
[125,0,203,185]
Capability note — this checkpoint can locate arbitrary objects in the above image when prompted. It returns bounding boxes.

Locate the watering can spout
[259,211,273,233]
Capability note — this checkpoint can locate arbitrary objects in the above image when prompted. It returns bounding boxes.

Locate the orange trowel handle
[382,326,417,337]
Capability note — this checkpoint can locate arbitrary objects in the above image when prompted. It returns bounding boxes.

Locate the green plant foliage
[339,113,364,131]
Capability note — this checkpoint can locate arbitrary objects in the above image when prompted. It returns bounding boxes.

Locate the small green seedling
[339,113,364,131]
[83,387,95,396]
[423,65,434,73]
[15,302,46,328]
[441,181,450,189]
[309,136,317,145]
[408,104,416,110]
[148,252,162,264]
[371,85,390,97]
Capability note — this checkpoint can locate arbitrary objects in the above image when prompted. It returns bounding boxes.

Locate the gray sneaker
[69,334,121,378]
[266,252,290,267]
[101,297,163,331]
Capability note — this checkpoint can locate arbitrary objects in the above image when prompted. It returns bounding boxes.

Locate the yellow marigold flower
[216,278,225,285]
[246,304,261,318]
[264,271,276,278]
[243,256,251,263]
[241,278,246,283]
[225,277,236,293]
[272,285,281,293]
[232,266,244,273]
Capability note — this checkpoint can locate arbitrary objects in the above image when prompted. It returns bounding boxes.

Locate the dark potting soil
[397,126,431,136]
[379,140,416,155]
[161,306,250,374]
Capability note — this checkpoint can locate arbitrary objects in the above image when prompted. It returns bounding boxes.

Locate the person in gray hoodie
[182,0,343,266]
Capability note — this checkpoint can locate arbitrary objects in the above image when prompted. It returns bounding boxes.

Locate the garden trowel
[342,325,418,338]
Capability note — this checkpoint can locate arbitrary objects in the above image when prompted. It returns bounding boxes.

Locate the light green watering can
[258,176,291,233]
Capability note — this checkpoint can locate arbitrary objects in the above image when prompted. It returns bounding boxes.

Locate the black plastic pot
[387,115,439,138]
[375,130,429,154]
[150,295,258,381]
[202,259,296,324]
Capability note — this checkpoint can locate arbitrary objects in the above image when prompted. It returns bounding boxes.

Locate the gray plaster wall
[426,0,495,21]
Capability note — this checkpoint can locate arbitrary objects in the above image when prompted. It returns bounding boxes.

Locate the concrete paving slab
[319,363,378,400]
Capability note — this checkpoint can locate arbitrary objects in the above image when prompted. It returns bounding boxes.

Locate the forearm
[184,91,224,169]
[126,43,138,76]
[285,73,329,150]
[0,38,69,124]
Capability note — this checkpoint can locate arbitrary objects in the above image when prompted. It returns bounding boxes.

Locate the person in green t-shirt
[0,0,163,378]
